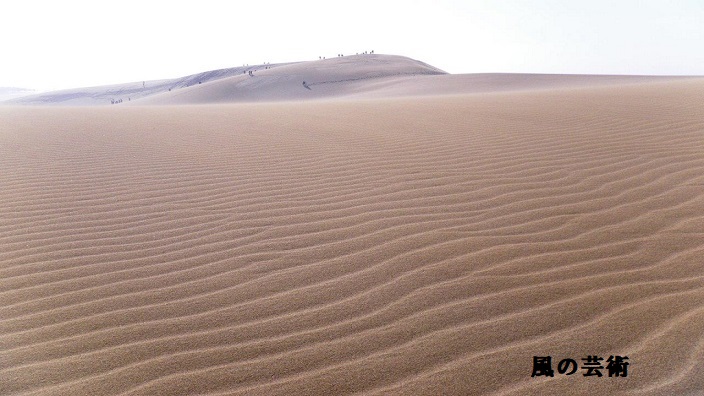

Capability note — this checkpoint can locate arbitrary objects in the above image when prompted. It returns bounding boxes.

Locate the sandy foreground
[1,78,704,395]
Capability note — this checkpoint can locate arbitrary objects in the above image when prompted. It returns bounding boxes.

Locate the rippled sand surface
[2,78,704,395]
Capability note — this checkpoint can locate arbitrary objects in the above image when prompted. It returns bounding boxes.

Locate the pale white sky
[1,0,702,91]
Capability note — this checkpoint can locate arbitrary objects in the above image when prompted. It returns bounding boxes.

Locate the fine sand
[1,65,704,395]
[5,54,688,106]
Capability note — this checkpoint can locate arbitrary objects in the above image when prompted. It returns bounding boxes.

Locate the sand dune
[136,55,694,105]
[4,54,443,106]
[4,54,694,106]
[1,76,704,395]
[2,62,295,106]
[135,54,447,104]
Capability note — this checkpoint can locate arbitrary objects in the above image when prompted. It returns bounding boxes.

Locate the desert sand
[1,55,704,395]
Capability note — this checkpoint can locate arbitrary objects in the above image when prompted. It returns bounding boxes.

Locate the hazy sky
[2,0,703,91]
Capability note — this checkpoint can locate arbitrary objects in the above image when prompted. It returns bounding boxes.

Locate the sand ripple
[1,79,704,395]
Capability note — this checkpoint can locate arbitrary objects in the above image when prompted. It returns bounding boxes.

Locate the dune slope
[136,54,446,104]
[3,54,445,106]
[5,54,693,106]
[1,79,704,395]
[136,56,695,105]
[3,62,295,106]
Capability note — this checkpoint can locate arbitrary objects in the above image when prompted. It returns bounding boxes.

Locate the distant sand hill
[4,54,695,106]
[2,61,296,106]
[8,54,443,105]
[136,54,446,104]
[1,56,704,395]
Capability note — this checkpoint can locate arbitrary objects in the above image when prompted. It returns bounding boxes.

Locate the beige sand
[1,72,704,395]
[7,54,689,106]
[135,55,691,105]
